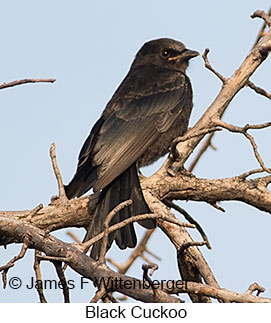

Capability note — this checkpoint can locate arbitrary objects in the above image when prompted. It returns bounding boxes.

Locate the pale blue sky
[1,1,271,302]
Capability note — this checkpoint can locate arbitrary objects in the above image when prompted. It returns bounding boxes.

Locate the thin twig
[53,261,70,303]
[36,254,68,262]
[188,132,216,172]
[238,167,271,179]
[28,203,43,217]
[202,48,227,83]
[246,282,265,296]
[91,284,107,303]
[180,9,271,175]
[171,127,221,160]
[251,10,271,27]
[0,239,29,288]
[243,121,271,131]
[170,281,271,303]
[103,293,119,303]
[50,143,68,201]
[66,231,81,243]
[252,7,271,47]
[34,250,47,303]
[186,48,226,173]
[208,201,226,213]
[214,119,271,174]
[142,263,158,277]
[141,253,158,266]
[90,279,119,303]
[163,199,211,249]
[142,263,160,299]
[106,229,156,274]
[99,200,133,263]
[0,78,56,90]
[145,247,162,261]
[247,80,271,99]
[83,213,196,252]
[179,241,208,254]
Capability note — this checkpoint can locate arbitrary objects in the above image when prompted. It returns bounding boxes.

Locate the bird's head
[132,38,199,72]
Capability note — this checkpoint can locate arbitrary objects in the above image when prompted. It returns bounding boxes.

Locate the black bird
[65,38,199,259]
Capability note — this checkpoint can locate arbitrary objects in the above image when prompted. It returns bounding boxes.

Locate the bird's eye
[161,49,170,58]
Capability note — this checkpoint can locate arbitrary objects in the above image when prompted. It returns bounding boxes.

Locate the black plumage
[65,38,199,259]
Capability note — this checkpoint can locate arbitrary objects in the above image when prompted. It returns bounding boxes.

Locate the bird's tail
[84,163,156,260]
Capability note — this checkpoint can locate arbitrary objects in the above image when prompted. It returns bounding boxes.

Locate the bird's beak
[168,49,200,61]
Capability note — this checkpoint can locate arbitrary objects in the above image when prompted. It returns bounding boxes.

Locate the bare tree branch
[172,281,271,303]
[50,143,68,202]
[0,239,29,288]
[99,200,133,263]
[251,7,271,47]
[251,10,271,27]
[247,80,271,99]
[0,215,183,303]
[166,10,271,176]
[214,119,271,174]
[82,212,196,252]
[33,250,47,303]
[1,9,271,304]
[0,78,55,90]
[202,48,227,83]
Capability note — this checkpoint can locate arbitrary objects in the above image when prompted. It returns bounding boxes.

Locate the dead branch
[188,8,271,172]
[0,239,29,288]
[238,167,271,179]
[0,78,56,90]
[166,10,271,175]
[188,132,216,172]
[251,10,271,27]
[107,230,156,274]
[53,261,70,303]
[247,80,271,99]
[162,199,211,249]
[246,282,265,296]
[179,241,208,254]
[142,189,220,293]
[1,165,271,248]
[50,143,68,202]
[91,285,108,303]
[170,281,271,303]
[252,7,271,47]
[214,119,271,174]
[82,212,196,252]
[36,255,69,262]
[142,263,160,300]
[142,169,271,214]
[33,250,47,303]
[202,48,227,83]
[170,126,221,161]
[1,9,271,304]
[99,199,133,263]
[66,231,81,243]
[0,215,183,303]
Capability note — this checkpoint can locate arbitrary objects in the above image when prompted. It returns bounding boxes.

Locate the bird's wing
[90,67,190,191]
